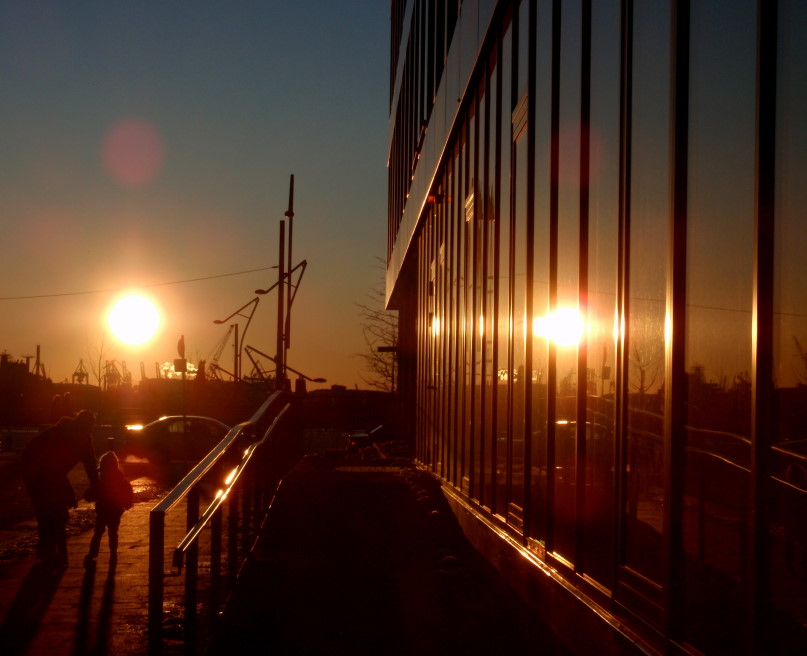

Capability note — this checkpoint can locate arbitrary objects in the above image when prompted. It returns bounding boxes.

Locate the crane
[206,325,235,380]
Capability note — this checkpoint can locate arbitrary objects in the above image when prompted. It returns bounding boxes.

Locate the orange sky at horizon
[0,2,390,391]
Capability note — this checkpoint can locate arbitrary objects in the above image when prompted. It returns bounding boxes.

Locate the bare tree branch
[355,258,398,393]
[87,334,114,388]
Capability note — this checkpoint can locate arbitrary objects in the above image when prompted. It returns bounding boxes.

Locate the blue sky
[0,1,389,388]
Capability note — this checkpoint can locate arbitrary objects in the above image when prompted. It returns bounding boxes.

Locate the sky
[0,1,390,390]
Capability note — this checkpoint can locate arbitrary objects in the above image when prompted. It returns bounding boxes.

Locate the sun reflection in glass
[533,307,584,346]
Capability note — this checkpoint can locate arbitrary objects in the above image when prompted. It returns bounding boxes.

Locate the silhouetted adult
[21,410,99,566]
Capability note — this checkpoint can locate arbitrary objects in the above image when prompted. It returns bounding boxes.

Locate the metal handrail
[172,403,291,570]
[148,390,291,655]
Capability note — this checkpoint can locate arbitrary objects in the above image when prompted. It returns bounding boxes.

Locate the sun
[108,294,161,345]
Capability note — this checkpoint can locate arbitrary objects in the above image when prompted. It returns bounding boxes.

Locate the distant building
[386,2,807,654]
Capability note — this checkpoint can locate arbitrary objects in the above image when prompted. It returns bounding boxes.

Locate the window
[622,0,671,602]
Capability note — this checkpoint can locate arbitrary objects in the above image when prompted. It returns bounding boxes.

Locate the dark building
[386,1,806,654]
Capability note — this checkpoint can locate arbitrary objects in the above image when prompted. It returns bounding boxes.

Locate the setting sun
[108,294,161,345]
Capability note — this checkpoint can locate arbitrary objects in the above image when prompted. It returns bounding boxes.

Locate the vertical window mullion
[664,0,689,639]
[751,0,776,648]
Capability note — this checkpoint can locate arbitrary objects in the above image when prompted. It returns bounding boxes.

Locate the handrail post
[184,487,200,654]
[240,469,251,556]
[148,510,165,655]
[210,507,223,622]
[228,485,239,583]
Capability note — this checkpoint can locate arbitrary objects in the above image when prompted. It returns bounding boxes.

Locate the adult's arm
[80,437,99,487]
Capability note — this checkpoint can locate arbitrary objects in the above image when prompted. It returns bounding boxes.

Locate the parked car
[345,429,371,454]
[123,415,231,464]
[345,425,387,454]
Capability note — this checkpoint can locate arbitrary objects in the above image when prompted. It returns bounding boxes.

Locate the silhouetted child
[84,451,133,568]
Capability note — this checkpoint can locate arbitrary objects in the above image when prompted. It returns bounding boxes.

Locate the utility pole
[233,323,239,382]
[285,174,294,350]
[256,175,301,393]
[276,219,286,391]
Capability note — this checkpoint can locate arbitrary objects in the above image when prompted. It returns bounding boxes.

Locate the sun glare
[533,307,584,346]
[108,294,161,345]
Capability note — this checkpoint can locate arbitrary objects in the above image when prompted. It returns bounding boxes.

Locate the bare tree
[629,343,660,395]
[86,335,115,388]
[355,259,398,392]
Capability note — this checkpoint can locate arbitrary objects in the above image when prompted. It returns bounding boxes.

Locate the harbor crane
[206,324,235,381]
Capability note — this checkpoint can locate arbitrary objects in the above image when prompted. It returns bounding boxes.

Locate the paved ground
[0,486,192,656]
[0,448,573,656]
[210,451,572,655]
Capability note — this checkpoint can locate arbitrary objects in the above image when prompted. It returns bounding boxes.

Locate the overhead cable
[0,266,276,301]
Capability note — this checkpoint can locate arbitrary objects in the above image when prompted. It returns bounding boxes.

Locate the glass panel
[476,86,487,501]
[457,136,469,490]
[623,0,670,587]
[418,224,429,461]
[552,0,582,562]
[461,124,473,494]
[469,99,482,500]
[771,1,807,649]
[530,0,553,547]
[461,0,480,79]
[683,4,756,651]
[445,157,457,485]
[436,198,447,478]
[426,217,437,466]
[511,116,528,531]
[582,0,620,588]
[495,23,513,518]
[517,0,530,100]
[483,57,498,509]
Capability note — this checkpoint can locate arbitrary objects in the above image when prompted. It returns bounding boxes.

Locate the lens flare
[102,118,165,187]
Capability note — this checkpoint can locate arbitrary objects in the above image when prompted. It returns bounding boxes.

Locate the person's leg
[108,516,121,563]
[87,515,104,559]
[52,505,69,566]
[37,512,56,560]
[24,479,53,559]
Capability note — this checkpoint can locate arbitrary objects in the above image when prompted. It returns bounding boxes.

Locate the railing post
[184,487,199,654]
[228,485,239,583]
[210,507,222,622]
[148,510,165,656]
[240,469,251,556]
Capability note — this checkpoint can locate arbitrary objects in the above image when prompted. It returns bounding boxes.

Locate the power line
[0,266,277,301]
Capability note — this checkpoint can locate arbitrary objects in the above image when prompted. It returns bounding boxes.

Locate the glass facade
[388,1,807,653]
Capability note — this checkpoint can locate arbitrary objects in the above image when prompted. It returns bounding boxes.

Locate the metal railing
[147,391,295,655]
